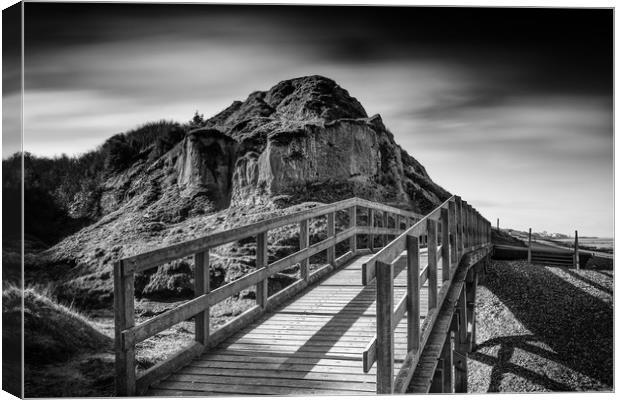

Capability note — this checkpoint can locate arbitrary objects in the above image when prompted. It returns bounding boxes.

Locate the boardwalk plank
[181,366,377,383]
[152,380,375,395]
[188,361,376,375]
[167,373,377,391]
[146,252,450,396]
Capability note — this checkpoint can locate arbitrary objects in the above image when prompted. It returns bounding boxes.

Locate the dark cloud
[22,5,612,96]
[14,3,613,236]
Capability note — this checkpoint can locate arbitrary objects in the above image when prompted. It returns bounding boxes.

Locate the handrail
[114,197,424,395]
[120,198,423,274]
[362,195,492,393]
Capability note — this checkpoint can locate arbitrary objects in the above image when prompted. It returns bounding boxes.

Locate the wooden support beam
[441,208,450,281]
[465,270,479,352]
[194,251,210,346]
[427,219,438,310]
[406,235,420,353]
[376,261,394,394]
[114,261,136,396]
[349,206,357,253]
[457,286,468,348]
[299,220,309,281]
[256,231,269,309]
[453,349,468,393]
[442,333,454,393]
[471,272,478,351]
[430,366,443,393]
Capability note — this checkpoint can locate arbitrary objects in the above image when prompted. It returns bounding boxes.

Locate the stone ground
[468,260,613,392]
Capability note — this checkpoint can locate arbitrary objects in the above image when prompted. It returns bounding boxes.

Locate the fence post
[349,206,357,253]
[441,208,451,281]
[327,211,335,265]
[194,251,210,346]
[455,197,463,258]
[383,212,389,247]
[527,228,532,263]
[369,209,375,252]
[449,201,457,266]
[406,235,420,353]
[376,261,394,394]
[299,220,309,281]
[114,261,136,396]
[427,219,438,310]
[461,201,468,249]
[574,230,580,270]
[256,231,269,308]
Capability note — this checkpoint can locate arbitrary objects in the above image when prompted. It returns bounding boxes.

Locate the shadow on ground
[471,260,612,392]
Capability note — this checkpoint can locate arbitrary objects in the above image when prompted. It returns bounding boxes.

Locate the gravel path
[469,260,613,392]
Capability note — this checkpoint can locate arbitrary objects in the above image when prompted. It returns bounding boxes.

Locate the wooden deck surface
[147,251,445,396]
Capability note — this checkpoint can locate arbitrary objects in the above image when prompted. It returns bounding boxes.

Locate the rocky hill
[26,75,450,309]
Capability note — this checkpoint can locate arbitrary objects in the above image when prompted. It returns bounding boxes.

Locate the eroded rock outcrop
[39,75,451,308]
[188,75,450,211]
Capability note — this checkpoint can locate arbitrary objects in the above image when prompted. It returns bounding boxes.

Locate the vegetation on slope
[3,285,112,364]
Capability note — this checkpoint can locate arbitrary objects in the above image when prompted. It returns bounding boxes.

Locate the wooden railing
[114,197,425,395]
[359,195,491,393]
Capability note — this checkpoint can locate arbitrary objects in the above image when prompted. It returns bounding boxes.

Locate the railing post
[474,211,478,246]
[441,208,450,282]
[449,201,457,266]
[461,201,468,249]
[327,211,335,265]
[475,211,479,245]
[469,207,473,248]
[194,250,210,346]
[427,219,438,310]
[455,197,463,258]
[467,206,472,248]
[369,209,375,252]
[256,231,269,308]
[383,212,389,247]
[527,228,532,263]
[114,261,136,396]
[299,220,309,281]
[376,260,394,394]
[574,230,580,270]
[406,235,420,353]
[349,206,357,253]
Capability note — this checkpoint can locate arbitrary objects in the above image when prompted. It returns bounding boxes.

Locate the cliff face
[37,75,450,309]
[140,75,449,213]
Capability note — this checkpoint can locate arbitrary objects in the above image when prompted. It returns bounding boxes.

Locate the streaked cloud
[13,4,613,237]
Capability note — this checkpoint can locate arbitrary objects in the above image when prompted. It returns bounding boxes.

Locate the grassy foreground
[469,260,613,392]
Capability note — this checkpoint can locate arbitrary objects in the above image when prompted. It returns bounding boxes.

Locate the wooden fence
[114,197,425,395]
[358,195,491,393]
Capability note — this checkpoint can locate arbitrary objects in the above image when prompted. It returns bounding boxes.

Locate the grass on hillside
[2,284,115,397]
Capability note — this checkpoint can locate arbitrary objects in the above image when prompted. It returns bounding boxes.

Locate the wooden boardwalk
[114,196,492,395]
[147,251,442,396]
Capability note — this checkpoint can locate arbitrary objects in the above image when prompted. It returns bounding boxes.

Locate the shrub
[3,285,112,365]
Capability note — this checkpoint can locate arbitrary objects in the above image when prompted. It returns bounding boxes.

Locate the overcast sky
[4,3,613,237]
